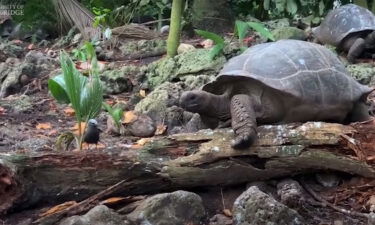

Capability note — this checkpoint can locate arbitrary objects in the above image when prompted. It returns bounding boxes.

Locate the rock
[0,50,57,97]
[0,41,23,59]
[127,190,206,225]
[271,27,307,41]
[119,39,166,56]
[100,65,146,95]
[160,25,170,34]
[180,75,216,91]
[277,179,305,209]
[347,63,375,85]
[209,214,232,225]
[58,205,130,225]
[135,82,183,123]
[264,18,291,30]
[233,186,304,225]
[165,105,184,132]
[72,33,83,45]
[1,95,33,113]
[128,114,156,137]
[246,181,277,198]
[177,43,196,54]
[52,27,78,48]
[146,49,225,89]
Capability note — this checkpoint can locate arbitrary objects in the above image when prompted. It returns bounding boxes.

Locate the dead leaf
[27,44,34,50]
[12,40,23,44]
[47,129,58,136]
[155,124,167,135]
[123,111,138,124]
[39,201,77,217]
[139,89,147,98]
[0,106,6,115]
[367,196,375,207]
[76,61,106,71]
[101,197,126,205]
[223,209,232,217]
[138,138,150,145]
[81,142,106,150]
[63,107,75,116]
[36,122,52,130]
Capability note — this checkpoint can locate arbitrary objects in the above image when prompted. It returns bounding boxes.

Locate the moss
[346,63,375,85]
[271,27,307,41]
[120,39,167,55]
[146,49,226,89]
[100,65,146,94]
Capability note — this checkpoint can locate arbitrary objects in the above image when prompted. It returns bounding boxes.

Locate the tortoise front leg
[348,38,365,63]
[230,94,257,149]
[365,31,375,46]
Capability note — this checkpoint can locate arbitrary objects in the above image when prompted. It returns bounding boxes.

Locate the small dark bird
[83,119,100,149]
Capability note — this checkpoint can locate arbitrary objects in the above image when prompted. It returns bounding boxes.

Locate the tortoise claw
[231,131,257,149]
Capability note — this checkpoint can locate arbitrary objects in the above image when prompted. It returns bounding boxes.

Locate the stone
[264,18,291,30]
[177,43,196,54]
[127,190,206,225]
[100,65,146,95]
[277,179,305,209]
[58,205,130,225]
[271,27,307,41]
[135,82,183,123]
[128,114,156,137]
[233,186,304,225]
[209,214,232,225]
[145,49,226,89]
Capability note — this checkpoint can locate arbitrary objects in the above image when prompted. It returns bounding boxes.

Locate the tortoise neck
[201,93,231,120]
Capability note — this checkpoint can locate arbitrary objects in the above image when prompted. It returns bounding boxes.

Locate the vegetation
[196,20,274,59]
[48,44,103,150]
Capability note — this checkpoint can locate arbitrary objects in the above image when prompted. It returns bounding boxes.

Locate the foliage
[6,0,57,33]
[48,43,103,150]
[195,29,225,59]
[230,0,355,20]
[102,103,124,129]
[196,20,274,59]
[72,41,99,61]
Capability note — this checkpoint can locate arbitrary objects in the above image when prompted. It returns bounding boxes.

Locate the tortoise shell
[202,40,372,105]
[313,4,375,46]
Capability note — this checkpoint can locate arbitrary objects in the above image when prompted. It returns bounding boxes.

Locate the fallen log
[1,122,375,214]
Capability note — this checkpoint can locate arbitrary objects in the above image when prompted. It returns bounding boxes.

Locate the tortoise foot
[231,129,257,149]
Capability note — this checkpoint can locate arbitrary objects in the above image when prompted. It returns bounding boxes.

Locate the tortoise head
[180,90,212,114]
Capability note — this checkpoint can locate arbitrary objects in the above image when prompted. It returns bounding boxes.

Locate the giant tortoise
[179,40,373,149]
[313,4,375,63]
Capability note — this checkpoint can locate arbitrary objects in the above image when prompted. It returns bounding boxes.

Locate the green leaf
[113,108,124,123]
[264,0,271,10]
[318,0,325,16]
[195,29,225,45]
[235,20,249,43]
[247,22,275,41]
[80,57,103,120]
[286,0,298,14]
[48,74,70,104]
[209,43,224,60]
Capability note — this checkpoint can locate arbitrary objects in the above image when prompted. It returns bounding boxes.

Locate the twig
[300,178,369,219]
